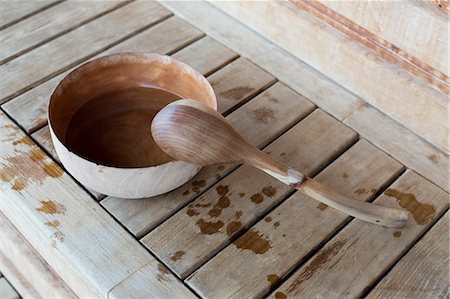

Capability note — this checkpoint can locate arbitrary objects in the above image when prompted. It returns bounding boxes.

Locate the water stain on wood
[53,231,65,242]
[273,221,280,228]
[393,231,402,238]
[183,190,190,196]
[427,154,438,164]
[43,163,63,178]
[233,229,271,254]
[274,291,287,299]
[226,221,242,236]
[196,219,224,235]
[36,200,66,215]
[265,216,272,222]
[268,97,279,103]
[235,210,243,219]
[208,185,231,217]
[238,192,246,198]
[342,173,349,179]
[45,220,60,228]
[170,250,185,262]
[186,208,199,217]
[216,185,229,196]
[384,188,436,225]
[286,240,346,292]
[317,203,328,211]
[29,149,45,161]
[354,188,366,195]
[267,274,280,286]
[370,188,378,193]
[11,180,25,191]
[216,165,225,171]
[220,86,254,99]
[192,180,207,192]
[262,186,277,197]
[156,264,170,282]
[280,152,286,157]
[12,136,34,146]
[251,193,264,204]
[252,107,275,124]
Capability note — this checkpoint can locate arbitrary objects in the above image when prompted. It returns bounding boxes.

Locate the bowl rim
[47,52,217,170]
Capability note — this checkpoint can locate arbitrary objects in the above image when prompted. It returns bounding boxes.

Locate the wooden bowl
[48,53,217,198]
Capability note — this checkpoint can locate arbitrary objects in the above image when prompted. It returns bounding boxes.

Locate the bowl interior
[48,53,216,168]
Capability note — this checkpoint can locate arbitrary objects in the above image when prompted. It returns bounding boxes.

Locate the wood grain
[31,125,105,201]
[2,16,203,133]
[271,170,448,298]
[317,0,449,77]
[0,211,77,299]
[344,104,449,193]
[173,36,238,76]
[102,82,315,237]
[187,140,404,298]
[368,212,449,299]
[0,278,19,299]
[0,111,195,298]
[207,57,276,114]
[0,0,125,64]
[209,1,449,153]
[0,1,171,104]
[142,110,357,278]
[0,0,58,30]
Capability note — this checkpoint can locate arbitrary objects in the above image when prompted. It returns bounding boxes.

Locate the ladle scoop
[151,99,408,228]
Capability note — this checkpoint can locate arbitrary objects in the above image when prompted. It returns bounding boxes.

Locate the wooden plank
[0,0,126,64]
[368,212,449,299]
[209,1,449,153]
[344,105,449,193]
[0,211,77,299]
[102,82,315,237]
[159,0,448,198]
[0,278,19,299]
[0,112,195,298]
[142,110,357,279]
[317,0,449,77]
[31,125,104,201]
[207,57,276,114]
[186,139,404,298]
[0,0,58,30]
[173,36,239,76]
[271,170,449,298]
[0,1,171,104]
[2,16,203,133]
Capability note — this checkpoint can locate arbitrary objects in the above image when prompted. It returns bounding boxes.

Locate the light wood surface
[2,16,203,134]
[0,211,77,299]
[0,1,171,104]
[0,278,19,299]
[271,170,448,298]
[209,1,449,154]
[368,212,449,299]
[0,0,125,64]
[0,0,58,30]
[173,36,238,76]
[0,111,195,298]
[142,110,357,278]
[160,0,448,197]
[102,82,315,237]
[317,0,449,77]
[187,139,404,298]
[344,104,450,193]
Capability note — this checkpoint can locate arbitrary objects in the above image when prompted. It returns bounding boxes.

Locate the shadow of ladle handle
[246,152,408,228]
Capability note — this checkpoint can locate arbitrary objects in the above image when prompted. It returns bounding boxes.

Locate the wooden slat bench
[0,1,448,298]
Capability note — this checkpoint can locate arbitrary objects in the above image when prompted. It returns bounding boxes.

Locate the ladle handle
[246,152,408,228]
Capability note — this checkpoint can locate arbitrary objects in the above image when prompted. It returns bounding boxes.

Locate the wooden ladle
[151,99,408,228]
